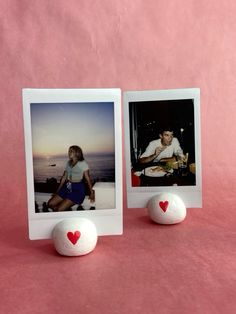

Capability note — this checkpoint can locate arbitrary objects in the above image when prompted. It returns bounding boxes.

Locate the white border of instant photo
[124,88,202,208]
[23,88,122,239]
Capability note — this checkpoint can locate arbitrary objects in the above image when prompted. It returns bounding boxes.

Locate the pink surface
[0,0,236,313]
[0,209,235,314]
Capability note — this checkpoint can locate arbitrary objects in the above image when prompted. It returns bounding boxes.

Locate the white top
[65,160,89,182]
[140,138,183,162]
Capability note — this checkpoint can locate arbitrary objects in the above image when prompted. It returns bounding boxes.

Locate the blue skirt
[58,181,86,205]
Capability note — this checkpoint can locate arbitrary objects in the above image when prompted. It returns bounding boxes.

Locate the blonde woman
[48,145,94,211]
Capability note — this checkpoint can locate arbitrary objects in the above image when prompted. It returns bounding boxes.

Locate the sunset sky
[30,102,115,157]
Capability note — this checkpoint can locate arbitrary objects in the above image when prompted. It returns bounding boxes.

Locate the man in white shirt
[139,127,183,164]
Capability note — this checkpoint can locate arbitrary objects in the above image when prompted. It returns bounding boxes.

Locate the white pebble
[52,218,97,256]
[147,193,186,224]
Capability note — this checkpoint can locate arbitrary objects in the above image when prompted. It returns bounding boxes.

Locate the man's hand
[155,145,167,157]
[139,145,167,164]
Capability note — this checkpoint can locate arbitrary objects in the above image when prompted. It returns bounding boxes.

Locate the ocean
[33,153,115,183]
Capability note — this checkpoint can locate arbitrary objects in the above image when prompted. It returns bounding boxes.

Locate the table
[133,162,196,187]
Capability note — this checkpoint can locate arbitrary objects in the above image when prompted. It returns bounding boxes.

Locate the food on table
[150,166,165,173]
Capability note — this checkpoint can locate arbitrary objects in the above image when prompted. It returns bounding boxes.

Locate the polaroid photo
[124,88,202,208]
[23,88,122,239]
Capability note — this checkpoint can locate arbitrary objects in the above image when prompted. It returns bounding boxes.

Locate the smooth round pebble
[147,193,186,224]
[52,218,97,256]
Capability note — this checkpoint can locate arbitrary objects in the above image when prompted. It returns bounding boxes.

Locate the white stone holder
[52,218,98,256]
[147,192,186,224]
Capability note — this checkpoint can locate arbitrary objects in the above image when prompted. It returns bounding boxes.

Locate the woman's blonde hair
[69,145,84,161]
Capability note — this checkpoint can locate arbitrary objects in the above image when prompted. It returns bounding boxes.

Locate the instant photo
[23,89,123,239]
[124,88,202,208]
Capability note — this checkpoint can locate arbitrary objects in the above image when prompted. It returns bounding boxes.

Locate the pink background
[0,1,235,313]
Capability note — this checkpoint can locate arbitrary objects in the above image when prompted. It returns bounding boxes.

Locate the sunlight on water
[33,153,115,183]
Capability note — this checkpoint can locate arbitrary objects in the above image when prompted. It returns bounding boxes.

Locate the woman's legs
[47,194,64,211]
[56,199,75,211]
[48,181,84,211]
[48,195,75,212]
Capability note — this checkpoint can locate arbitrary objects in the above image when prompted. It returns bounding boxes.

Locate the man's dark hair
[158,125,174,135]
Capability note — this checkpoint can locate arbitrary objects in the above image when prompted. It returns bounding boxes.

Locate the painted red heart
[67,231,81,245]
[159,201,169,212]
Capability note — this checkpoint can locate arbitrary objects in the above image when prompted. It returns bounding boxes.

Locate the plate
[144,166,169,177]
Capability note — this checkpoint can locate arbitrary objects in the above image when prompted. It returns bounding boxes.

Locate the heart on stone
[159,201,169,212]
[67,231,81,245]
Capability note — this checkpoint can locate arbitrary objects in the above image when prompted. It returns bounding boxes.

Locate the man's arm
[173,138,183,156]
[159,156,177,163]
[139,146,167,164]
[139,153,158,164]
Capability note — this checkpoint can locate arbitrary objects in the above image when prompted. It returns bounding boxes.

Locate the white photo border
[124,88,202,208]
[23,88,123,239]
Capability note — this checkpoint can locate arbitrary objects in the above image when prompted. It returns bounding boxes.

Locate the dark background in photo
[129,99,195,167]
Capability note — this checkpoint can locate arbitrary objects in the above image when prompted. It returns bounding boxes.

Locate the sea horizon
[33,152,115,183]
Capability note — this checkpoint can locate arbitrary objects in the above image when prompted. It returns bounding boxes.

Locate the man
[139,127,183,164]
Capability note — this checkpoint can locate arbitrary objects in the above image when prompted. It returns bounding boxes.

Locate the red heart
[159,201,169,212]
[67,231,81,245]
